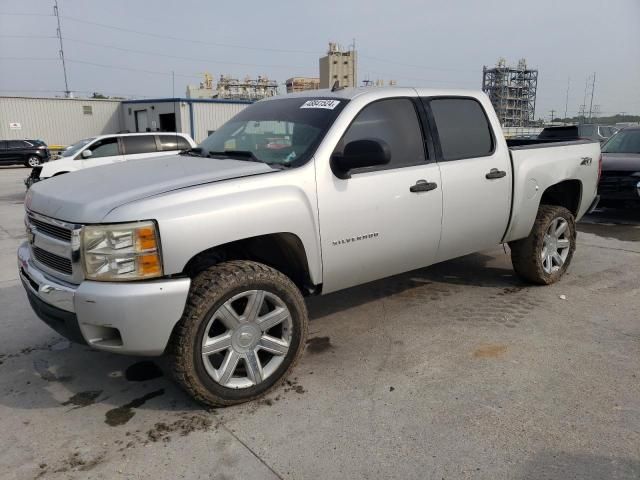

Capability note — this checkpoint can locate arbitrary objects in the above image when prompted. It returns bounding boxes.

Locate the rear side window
[8,140,30,149]
[579,125,596,138]
[428,98,494,161]
[336,98,426,171]
[158,135,191,151]
[123,135,158,155]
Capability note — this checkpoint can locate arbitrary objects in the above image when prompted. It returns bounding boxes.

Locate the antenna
[53,0,71,97]
[331,80,341,92]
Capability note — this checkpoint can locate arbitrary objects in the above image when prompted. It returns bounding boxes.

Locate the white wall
[0,97,122,146]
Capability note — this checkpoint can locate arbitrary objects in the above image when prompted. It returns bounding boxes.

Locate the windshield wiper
[207,150,263,163]
[179,147,206,157]
[205,149,290,169]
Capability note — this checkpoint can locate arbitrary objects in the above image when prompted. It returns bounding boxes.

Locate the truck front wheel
[168,260,308,407]
[509,205,576,285]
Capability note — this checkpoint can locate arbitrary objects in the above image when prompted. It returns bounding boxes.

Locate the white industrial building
[0,96,252,146]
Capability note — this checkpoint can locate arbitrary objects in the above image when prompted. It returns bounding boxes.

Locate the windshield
[195,97,347,167]
[602,130,640,154]
[62,138,95,157]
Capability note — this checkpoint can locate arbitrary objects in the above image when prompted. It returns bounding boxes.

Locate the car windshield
[602,130,640,154]
[195,97,347,167]
[61,138,95,157]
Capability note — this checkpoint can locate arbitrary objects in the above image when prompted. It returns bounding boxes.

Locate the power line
[0,34,57,39]
[60,15,322,55]
[0,56,201,78]
[62,37,314,71]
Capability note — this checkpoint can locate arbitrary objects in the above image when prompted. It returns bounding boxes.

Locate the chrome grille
[28,215,72,241]
[32,246,73,275]
[26,212,82,282]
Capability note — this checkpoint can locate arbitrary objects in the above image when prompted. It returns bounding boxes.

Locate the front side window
[63,138,94,158]
[197,97,347,167]
[335,98,426,172]
[87,137,119,158]
[123,135,157,155]
[89,137,118,158]
[428,98,494,161]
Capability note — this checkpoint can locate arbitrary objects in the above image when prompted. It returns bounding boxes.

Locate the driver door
[316,98,443,293]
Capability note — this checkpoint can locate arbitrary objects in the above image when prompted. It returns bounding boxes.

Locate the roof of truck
[264,86,485,102]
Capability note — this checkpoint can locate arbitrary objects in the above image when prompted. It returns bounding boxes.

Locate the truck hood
[27,154,275,222]
[601,153,640,172]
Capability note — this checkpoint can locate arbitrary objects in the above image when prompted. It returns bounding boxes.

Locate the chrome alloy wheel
[201,290,292,389]
[541,217,571,274]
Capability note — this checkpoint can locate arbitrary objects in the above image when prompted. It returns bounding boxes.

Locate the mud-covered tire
[167,260,308,407]
[509,205,576,285]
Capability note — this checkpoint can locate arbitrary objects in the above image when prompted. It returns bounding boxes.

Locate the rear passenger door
[157,135,191,155]
[121,135,160,161]
[423,97,511,262]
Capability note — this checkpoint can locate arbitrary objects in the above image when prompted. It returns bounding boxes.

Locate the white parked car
[25,132,196,187]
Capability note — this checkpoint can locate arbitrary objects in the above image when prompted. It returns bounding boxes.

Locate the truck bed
[502,139,601,243]
[506,138,598,148]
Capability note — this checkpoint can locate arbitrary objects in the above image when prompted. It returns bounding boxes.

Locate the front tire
[25,156,41,167]
[509,205,576,285]
[168,260,308,407]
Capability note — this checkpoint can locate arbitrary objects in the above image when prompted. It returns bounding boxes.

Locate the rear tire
[25,156,41,167]
[168,260,308,407]
[509,205,576,285]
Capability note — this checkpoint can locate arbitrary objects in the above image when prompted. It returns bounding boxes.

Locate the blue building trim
[188,101,195,140]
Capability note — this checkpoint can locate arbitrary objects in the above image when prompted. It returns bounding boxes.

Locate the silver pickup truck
[18,87,601,406]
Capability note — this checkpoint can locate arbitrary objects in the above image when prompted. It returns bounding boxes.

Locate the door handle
[485,168,507,179]
[410,180,438,192]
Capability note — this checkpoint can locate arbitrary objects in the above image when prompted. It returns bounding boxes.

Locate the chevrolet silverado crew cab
[18,87,601,406]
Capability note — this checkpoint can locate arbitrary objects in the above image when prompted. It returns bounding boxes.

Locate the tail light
[598,154,602,182]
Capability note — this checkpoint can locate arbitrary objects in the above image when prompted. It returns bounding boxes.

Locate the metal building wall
[190,101,248,142]
[0,97,122,146]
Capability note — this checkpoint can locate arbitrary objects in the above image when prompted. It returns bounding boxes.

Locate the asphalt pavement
[0,165,638,480]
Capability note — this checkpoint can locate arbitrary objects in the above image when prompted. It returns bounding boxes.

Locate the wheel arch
[182,232,318,295]
[540,179,582,216]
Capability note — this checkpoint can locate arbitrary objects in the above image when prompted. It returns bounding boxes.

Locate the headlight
[82,221,162,281]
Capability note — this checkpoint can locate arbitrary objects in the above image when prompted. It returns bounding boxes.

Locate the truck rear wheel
[168,260,308,407]
[509,205,576,285]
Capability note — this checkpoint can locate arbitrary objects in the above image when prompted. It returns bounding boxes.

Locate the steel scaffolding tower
[482,58,538,127]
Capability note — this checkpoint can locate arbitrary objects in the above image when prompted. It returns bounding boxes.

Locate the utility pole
[564,76,570,121]
[587,72,596,123]
[550,109,556,123]
[53,0,71,97]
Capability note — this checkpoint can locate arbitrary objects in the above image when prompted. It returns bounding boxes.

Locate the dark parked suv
[0,140,50,167]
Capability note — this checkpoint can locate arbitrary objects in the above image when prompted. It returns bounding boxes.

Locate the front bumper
[18,242,191,356]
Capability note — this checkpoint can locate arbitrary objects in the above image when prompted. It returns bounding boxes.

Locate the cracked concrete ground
[0,166,638,479]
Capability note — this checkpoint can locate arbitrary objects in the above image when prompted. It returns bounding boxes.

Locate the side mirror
[330,139,391,179]
[81,149,92,159]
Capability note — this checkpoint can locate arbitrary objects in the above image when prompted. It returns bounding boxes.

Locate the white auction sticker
[300,99,340,110]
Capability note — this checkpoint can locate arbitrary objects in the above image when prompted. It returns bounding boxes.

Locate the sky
[1,0,639,119]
